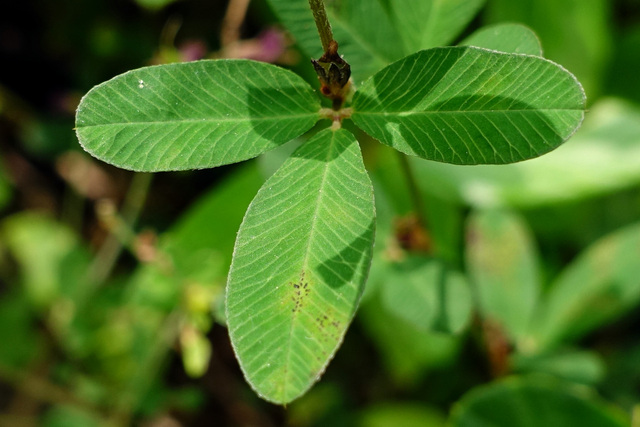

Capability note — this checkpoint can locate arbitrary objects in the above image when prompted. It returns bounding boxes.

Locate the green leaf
[513,350,606,385]
[351,46,586,165]
[381,257,472,334]
[450,377,628,427]
[408,98,640,208]
[358,293,461,386]
[76,60,320,171]
[226,128,375,404]
[382,0,486,52]
[465,210,540,346]
[1,212,91,309]
[530,222,640,352]
[460,23,543,56]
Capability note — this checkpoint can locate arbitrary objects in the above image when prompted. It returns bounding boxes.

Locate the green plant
[74,0,585,404]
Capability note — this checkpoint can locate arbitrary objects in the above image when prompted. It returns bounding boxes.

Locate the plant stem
[87,172,153,286]
[308,0,334,52]
[221,0,251,48]
[397,152,428,228]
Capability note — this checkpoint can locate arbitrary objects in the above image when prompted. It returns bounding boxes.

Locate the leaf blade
[352,46,586,165]
[451,377,628,427]
[381,257,472,334]
[76,60,320,171]
[465,209,541,346]
[530,222,640,352]
[226,128,375,404]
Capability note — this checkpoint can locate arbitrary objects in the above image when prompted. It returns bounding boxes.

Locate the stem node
[308,0,353,110]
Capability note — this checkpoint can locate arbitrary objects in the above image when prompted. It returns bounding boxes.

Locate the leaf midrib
[77,112,320,128]
[281,130,337,402]
[354,108,583,115]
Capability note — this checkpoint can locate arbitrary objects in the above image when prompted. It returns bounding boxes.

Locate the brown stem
[308,0,334,53]
[308,0,352,111]
[221,0,251,48]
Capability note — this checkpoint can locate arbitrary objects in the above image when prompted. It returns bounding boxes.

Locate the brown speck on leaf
[290,271,311,313]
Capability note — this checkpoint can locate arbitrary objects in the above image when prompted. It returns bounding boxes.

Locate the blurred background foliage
[0,0,640,425]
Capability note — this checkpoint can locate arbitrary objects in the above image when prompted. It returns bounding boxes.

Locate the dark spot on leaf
[290,270,311,314]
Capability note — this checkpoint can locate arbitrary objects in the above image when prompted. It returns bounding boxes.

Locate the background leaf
[380,256,472,334]
[465,209,541,345]
[383,0,486,53]
[1,213,91,310]
[485,0,612,99]
[76,60,320,171]
[530,222,640,352]
[450,377,628,427]
[512,350,606,385]
[460,23,543,56]
[352,47,585,165]
[358,294,462,387]
[161,164,265,286]
[226,128,375,404]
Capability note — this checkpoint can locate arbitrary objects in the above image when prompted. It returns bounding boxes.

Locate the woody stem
[308,0,334,53]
